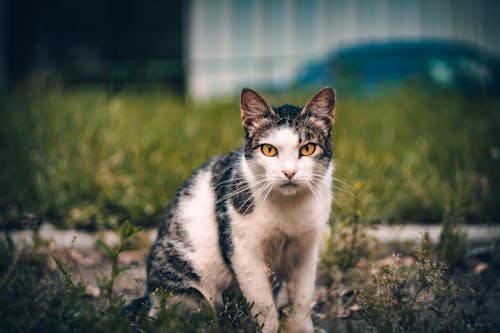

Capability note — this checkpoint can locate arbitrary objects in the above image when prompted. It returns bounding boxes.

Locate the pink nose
[282,170,297,180]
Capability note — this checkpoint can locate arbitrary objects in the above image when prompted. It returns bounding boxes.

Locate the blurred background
[1,0,499,98]
[1,0,500,230]
[2,3,500,332]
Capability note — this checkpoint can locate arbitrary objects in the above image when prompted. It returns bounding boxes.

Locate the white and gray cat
[143,87,335,333]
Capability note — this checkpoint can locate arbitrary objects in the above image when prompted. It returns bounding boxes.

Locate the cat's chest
[256,201,318,231]
[259,231,312,276]
[230,200,325,279]
[229,192,329,242]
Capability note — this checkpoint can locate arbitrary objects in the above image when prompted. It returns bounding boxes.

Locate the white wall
[185,0,500,100]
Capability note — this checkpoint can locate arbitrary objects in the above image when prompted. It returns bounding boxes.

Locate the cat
[141,87,335,333]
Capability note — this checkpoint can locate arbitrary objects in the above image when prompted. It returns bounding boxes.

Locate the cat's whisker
[239,181,270,215]
[298,170,347,185]
[215,187,249,205]
[332,177,357,192]
[305,183,322,203]
[214,175,256,189]
[305,174,357,198]
[330,196,345,219]
[241,182,272,215]
[215,184,255,204]
[259,183,276,209]
[308,183,344,221]
[327,207,340,224]
[215,185,260,206]
[298,173,349,218]
[331,184,357,198]
[214,177,269,205]
[331,179,357,197]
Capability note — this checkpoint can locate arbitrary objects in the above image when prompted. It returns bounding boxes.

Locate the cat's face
[240,88,335,196]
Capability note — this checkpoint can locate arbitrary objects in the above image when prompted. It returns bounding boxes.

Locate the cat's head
[240,88,335,196]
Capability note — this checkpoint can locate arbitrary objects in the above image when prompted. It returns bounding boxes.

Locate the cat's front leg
[231,252,279,333]
[284,240,320,333]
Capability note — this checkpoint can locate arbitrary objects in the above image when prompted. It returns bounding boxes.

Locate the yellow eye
[300,143,316,156]
[261,144,278,157]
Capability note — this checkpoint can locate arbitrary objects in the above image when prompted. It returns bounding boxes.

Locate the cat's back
[147,149,239,295]
[157,148,239,236]
[170,149,240,251]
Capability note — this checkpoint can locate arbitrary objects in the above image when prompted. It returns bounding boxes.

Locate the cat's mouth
[277,181,301,195]
[280,181,299,188]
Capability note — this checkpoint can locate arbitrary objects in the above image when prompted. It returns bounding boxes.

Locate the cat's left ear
[240,88,275,134]
[300,87,336,127]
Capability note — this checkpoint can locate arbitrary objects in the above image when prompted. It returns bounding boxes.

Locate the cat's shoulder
[210,147,243,179]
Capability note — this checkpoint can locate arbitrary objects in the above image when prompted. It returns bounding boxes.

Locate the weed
[322,214,371,279]
[437,220,468,268]
[357,241,493,333]
[97,220,142,299]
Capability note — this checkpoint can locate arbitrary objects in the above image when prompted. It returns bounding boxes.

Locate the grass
[332,87,500,224]
[1,79,242,229]
[1,79,499,230]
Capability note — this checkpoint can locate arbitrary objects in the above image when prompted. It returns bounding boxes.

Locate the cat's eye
[300,143,316,156]
[261,144,278,157]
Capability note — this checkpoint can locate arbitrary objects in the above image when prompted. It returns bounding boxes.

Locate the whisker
[215,182,263,205]
[331,184,357,198]
[241,182,272,215]
[332,177,356,190]
[297,172,350,218]
[214,177,269,205]
[305,173,357,197]
[327,207,340,224]
[305,183,322,203]
[215,186,260,206]
[260,183,276,208]
[214,174,266,189]
[296,172,356,197]
[330,196,345,219]
[239,182,268,215]
[214,176,246,189]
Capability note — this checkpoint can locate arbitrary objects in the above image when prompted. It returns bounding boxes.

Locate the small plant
[97,220,142,300]
[322,180,372,279]
[357,253,415,333]
[357,241,490,333]
[218,289,263,333]
[437,219,467,268]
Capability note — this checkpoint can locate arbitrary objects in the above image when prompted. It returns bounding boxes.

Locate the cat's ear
[300,87,336,127]
[240,88,275,133]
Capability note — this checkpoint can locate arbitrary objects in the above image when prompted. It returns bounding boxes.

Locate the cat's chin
[277,182,301,196]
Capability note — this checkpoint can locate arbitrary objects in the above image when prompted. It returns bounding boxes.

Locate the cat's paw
[259,313,280,333]
[283,316,314,333]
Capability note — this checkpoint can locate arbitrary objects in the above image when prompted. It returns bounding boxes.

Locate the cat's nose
[282,170,297,180]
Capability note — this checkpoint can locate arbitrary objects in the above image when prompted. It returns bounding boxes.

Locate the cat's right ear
[240,88,275,134]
